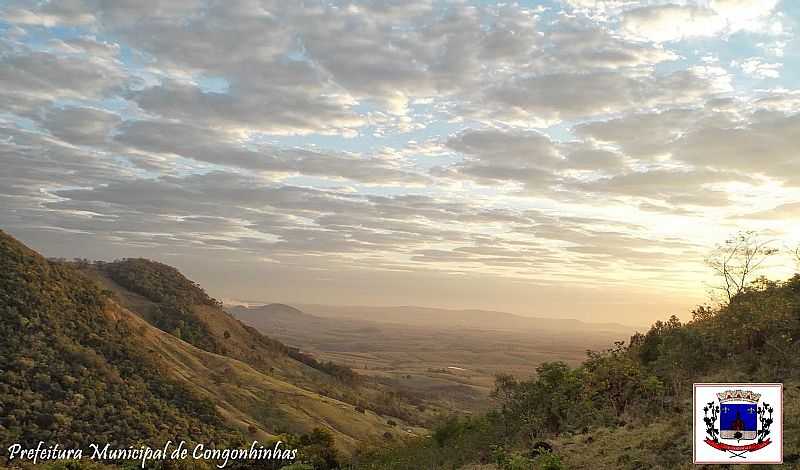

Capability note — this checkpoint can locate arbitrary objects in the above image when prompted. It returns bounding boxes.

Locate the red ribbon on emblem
[704,438,771,452]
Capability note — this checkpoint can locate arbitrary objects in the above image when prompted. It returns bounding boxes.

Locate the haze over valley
[230,303,634,410]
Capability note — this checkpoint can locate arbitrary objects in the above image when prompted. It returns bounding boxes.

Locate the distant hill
[294,303,634,335]
[232,303,310,321]
[229,303,323,342]
[0,230,412,457]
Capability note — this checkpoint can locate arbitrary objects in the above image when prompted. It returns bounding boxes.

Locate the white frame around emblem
[693,383,783,465]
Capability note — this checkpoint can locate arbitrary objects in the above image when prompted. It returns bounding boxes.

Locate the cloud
[42,106,122,146]
[24,1,530,130]
[34,171,513,265]
[671,112,800,183]
[130,79,365,136]
[1,0,798,316]
[113,120,426,183]
[621,4,724,42]
[3,0,688,129]
[465,67,729,126]
[575,108,703,158]
[31,170,684,281]
[568,168,749,207]
[436,119,766,210]
[0,47,124,115]
[435,129,562,192]
[447,129,560,167]
[612,0,780,42]
[544,18,678,69]
[0,125,132,200]
[440,129,629,193]
[1,2,95,27]
[741,203,800,220]
[559,145,626,172]
[732,58,782,79]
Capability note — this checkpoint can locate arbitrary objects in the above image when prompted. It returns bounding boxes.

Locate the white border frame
[693,383,783,465]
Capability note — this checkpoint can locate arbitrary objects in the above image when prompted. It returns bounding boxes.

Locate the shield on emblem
[720,403,757,440]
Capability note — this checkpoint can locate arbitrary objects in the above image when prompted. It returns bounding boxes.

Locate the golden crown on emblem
[717,389,761,403]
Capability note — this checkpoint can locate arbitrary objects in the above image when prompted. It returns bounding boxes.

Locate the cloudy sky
[2,0,799,325]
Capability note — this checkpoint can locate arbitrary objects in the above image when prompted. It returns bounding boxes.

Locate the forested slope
[0,230,408,468]
[0,230,239,449]
[351,274,800,469]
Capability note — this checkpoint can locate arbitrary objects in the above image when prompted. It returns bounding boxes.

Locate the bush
[492,446,535,470]
[536,451,565,470]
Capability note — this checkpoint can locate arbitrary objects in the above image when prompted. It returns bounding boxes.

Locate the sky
[1,0,800,326]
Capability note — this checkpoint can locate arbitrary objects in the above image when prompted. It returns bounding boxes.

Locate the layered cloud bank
[1,0,798,323]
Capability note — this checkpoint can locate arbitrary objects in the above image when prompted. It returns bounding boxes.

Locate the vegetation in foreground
[4,229,800,469]
[348,233,800,469]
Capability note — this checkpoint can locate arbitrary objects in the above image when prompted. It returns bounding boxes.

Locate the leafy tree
[584,341,661,417]
[494,362,591,438]
[290,428,340,470]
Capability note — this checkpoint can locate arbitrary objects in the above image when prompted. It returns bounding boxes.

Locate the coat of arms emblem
[694,383,782,464]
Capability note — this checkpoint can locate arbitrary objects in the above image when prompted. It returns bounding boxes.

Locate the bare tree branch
[705,231,778,304]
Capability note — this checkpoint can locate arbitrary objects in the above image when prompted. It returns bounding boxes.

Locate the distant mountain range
[228,302,635,336]
[228,301,634,413]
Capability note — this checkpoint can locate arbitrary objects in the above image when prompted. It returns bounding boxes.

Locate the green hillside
[96,257,228,353]
[350,274,800,469]
[0,230,239,449]
[0,231,415,469]
[83,258,309,384]
[79,258,431,434]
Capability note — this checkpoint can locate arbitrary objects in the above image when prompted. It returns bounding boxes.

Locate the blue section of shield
[720,403,757,431]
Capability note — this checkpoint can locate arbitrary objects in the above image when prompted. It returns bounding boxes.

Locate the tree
[706,231,778,303]
[296,428,340,470]
[585,341,650,417]
[494,362,590,439]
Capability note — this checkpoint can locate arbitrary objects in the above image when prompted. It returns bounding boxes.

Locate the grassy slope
[0,230,239,448]
[82,267,343,395]
[89,262,430,453]
[83,264,417,454]
[112,301,407,453]
[0,231,406,455]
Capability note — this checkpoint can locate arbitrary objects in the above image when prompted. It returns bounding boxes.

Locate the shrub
[536,451,565,470]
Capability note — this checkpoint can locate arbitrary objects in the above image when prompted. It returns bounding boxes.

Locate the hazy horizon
[2,0,800,326]
[225,298,648,327]
[3,216,785,327]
